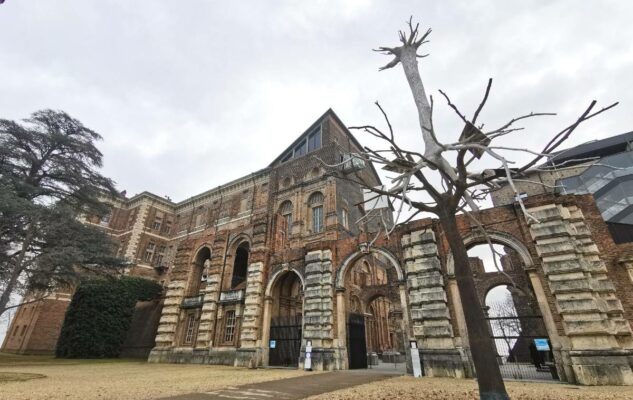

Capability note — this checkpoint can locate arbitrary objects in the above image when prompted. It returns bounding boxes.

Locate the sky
[1,0,633,340]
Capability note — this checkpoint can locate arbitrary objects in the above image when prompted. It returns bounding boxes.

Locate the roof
[268,108,383,184]
[548,131,633,167]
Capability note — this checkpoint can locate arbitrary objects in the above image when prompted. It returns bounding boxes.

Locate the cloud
[0,0,631,204]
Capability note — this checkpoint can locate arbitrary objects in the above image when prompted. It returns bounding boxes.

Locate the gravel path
[0,361,306,400]
[306,376,633,400]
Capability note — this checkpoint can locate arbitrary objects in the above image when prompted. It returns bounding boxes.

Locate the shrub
[55,276,163,358]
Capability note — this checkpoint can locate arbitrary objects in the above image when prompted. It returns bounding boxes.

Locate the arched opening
[179,246,211,346]
[189,246,211,296]
[343,252,406,370]
[268,270,304,367]
[231,242,249,289]
[465,240,557,381]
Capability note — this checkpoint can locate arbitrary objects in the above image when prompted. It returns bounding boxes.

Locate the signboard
[304,340,313,371]
[410,341,422,378]
[269,340,276,349]
[534,338,550,351]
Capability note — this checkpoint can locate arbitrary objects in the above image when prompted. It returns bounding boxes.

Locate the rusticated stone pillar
[527,203,633,385]
[401,229,464,378]
[235,261,265,367]
[301,250,336,370]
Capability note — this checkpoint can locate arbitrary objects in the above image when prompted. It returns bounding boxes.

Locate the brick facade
[4,110,633,385]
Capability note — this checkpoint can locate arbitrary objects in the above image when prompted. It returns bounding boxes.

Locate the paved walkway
[159,370,399,400]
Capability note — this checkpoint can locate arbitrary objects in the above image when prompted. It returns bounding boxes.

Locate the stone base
[299,347,339,371]
[234,348,263,368]
[569,349,633,385]
[419,348,466,378]
[148,347,237,366]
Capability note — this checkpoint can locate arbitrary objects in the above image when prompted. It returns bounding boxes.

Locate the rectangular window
[155,245,166,266]
[184,315,196,344]
[313,206,323,233]
[307,128,321,152]
[341,209,348,229]
[163,219,172,234]
[284,213,292,236]
[294,141,306,157]
[143,242,156,263]
[224,310,236,343]
[20,325,27,336]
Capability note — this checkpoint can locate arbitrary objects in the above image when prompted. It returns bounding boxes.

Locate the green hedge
[56,276,163,358]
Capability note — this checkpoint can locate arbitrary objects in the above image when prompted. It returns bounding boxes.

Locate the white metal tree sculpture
[327,19,617,400]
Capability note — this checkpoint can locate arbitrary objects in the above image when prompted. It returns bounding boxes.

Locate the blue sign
[269,340,276,349]
[534,338,550,351]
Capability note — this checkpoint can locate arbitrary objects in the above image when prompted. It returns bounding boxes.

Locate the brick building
[3,110,633,385]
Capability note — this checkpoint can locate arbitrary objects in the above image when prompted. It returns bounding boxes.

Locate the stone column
[235,261,265,367]
[148,279,185,362]
[335,288,348,369]
[301,250,336,370]
[260,296,273,366]
[527,203,633,385]
[401,229,464,378]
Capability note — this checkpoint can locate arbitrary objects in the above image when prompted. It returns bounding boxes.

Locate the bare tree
[488,293,522,364]
[322,19,616,400]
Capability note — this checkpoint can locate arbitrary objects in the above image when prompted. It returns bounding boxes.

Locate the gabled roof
[268,108,382,184]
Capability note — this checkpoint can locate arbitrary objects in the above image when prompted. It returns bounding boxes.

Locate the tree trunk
[0,224,36,316]
[439,207,510,400]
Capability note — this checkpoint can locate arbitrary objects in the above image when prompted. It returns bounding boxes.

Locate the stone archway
[335,247,410,370]
[261,266,305,367]
[445,230,563,381]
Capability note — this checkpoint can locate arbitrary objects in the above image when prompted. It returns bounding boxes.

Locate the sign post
[304,340,312,371]
[410,340,422,377]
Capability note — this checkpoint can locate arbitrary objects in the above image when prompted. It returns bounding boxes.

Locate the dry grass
[307,376,633,400]
[0,358,306,400]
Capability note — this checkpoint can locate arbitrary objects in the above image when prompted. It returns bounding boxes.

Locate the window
[12,324,19,337]
[294,141,306,157]
[281,126,322,163]
[341,209,348,229]
[184,315,196,344]
[163,219,172,234]
[308,129,321,152]
[143,242,156,263]
[155,245,166,266]
[309,192,324,233]
[100,210,112,225]
[231,243,249,288]
[20,325,27,336]
[280,201,293,236]
[224,310,236,343]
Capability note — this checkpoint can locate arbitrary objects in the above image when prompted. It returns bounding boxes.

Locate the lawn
[0,353,306,400]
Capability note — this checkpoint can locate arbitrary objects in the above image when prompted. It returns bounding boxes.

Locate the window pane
[294,141,306,157]
[224,311,236,343]
[313,206,323,233]
[308,128,321,152]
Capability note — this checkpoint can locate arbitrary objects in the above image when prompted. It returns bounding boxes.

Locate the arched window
[231,242,250,288]
[308,192,324,233]
[279,201,293,236]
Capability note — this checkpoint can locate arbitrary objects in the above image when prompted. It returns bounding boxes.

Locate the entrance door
[347,313,367,369]
[269,316,302,367]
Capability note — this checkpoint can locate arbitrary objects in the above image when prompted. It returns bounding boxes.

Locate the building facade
[3,110,633,385]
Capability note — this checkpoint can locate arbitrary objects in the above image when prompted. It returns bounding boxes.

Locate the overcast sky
[2,0,632,204]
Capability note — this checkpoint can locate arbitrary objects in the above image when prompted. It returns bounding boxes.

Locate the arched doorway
[268,270,304,367]
[341,251,407,370]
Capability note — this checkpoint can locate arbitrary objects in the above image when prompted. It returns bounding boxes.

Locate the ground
[306,375,633,400]
[0,353,306,400]
[2,353,633,400]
